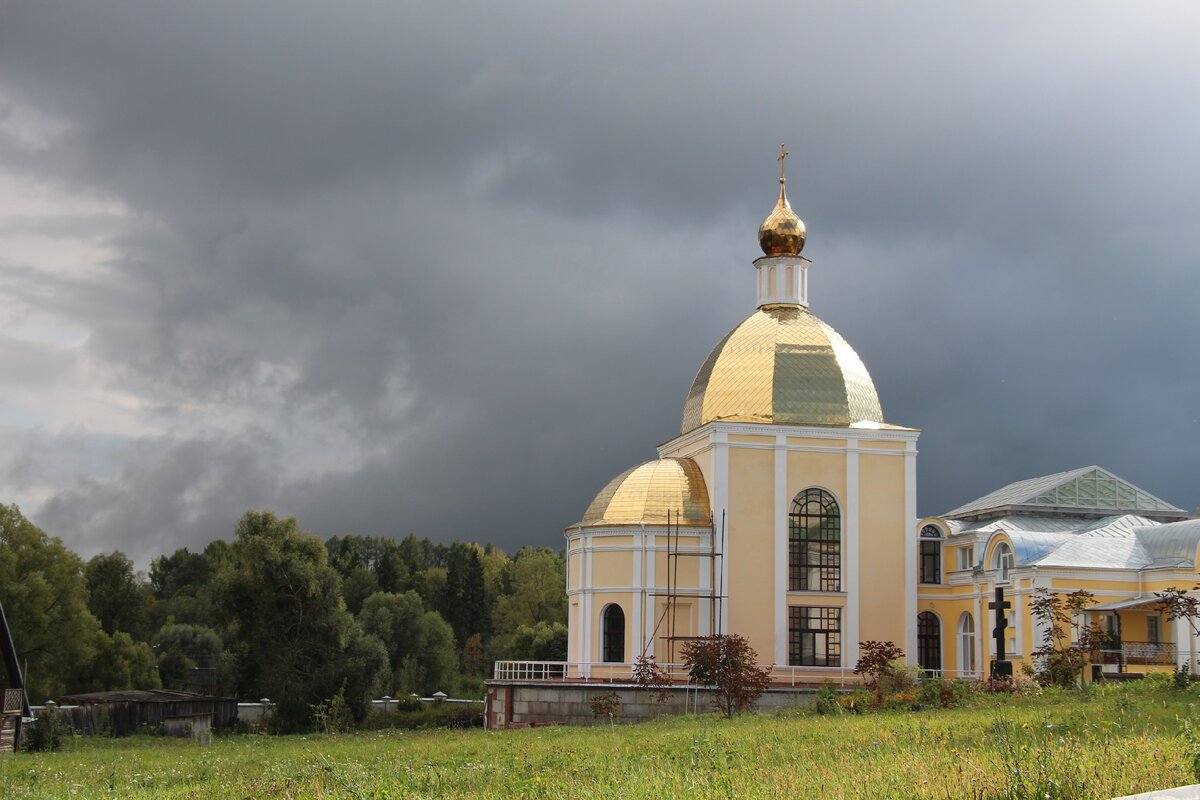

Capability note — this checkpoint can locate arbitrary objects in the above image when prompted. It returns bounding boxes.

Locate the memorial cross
[989,586,1011,663]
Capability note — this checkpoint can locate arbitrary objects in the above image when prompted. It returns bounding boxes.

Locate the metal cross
[989,586,1011,662]
[777,143,789,182]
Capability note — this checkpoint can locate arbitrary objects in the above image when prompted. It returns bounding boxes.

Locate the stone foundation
[484,681,816,729]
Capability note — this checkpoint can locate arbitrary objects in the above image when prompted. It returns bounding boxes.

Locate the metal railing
[1097,641,1176,667]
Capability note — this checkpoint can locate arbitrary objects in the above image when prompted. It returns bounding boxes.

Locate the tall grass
[1,685,1196,799]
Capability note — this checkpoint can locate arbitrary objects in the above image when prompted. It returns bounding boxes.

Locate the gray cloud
[1,1,1198,563]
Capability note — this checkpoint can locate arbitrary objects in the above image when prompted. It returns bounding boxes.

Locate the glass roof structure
[943,466,1187,523]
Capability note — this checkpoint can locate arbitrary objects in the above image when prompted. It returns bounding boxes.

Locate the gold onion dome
[575,457,712,529]
[758,144,806,257]
[681,304,884,434]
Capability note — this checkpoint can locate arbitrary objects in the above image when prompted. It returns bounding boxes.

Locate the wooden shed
[0,601,30,753]
[56,689,237,737]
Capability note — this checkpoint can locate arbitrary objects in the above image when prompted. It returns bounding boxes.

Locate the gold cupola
[758,144,806,257]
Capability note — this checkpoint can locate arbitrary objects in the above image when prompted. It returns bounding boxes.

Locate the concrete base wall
[485,681,815,729]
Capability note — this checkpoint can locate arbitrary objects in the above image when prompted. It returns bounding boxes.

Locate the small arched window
[789,489,840,592]
[993,541,1014,583]
[958,612,977,677]
[920,524,942,584]
[601,604,625,663]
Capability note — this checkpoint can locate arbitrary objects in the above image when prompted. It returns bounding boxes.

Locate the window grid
[788,488,841,592]
[920,540,941,584]
[788,606,841,667]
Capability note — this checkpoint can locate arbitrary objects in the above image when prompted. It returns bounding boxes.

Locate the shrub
[680,634,772,718]
[589,691,621,725]
[24,712,68,752]
[632,655,672,704]
[811,682,841,715]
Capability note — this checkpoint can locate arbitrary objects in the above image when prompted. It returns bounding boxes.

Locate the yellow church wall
[857,454,907,645]
[862,440,907,451]
[922,598,979,675]
[566,550,580,591]
[727,445,777,659]
[785,450,846,499]
[728,434,773,445]
[786,436,845,449]
[591,551,630,588]
[689,448,714,497]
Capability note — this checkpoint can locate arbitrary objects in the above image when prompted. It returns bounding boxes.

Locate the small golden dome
[758,144,806,257]
[574,457,712,529]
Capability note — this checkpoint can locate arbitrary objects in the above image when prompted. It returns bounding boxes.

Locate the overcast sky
[1,2,1198,565]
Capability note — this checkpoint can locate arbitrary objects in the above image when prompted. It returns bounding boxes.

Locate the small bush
[811,682,841,715]
[24,712,68,753]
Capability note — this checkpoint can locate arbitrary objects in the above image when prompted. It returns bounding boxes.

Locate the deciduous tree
[681,634,771,718]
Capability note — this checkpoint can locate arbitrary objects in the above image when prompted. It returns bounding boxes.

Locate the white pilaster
[845,441,860,667]
[646,533,656,660]
[581,534,592,677]
[774,433,788,666]
[713,430,729,635]
[632,531,643,660]
[904,443,918,665]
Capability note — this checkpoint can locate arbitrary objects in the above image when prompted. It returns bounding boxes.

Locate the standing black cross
[989,586,1013,679]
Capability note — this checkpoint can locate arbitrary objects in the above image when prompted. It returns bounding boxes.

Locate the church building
[564,147,919,683]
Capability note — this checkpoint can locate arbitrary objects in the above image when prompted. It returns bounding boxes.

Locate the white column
[844,441,860,667]
[632,530,643,660]
[975,590,984,677]
[646,533,656,660]
[713,431,730,635]
[581,533,592,677]
[904,443,918,665]
[774,434,788,666]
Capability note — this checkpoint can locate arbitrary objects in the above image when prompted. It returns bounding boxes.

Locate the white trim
[659,420,920,457]
[904,445,918,665]
[631,532,642,658]
[845,441,860,668]
[714,430,729,634]
[774,433,788,665]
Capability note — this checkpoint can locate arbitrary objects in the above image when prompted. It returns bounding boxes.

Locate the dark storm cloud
[1,1,1198,561]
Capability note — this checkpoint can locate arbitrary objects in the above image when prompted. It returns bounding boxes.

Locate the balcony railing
[1096,641,1176,667]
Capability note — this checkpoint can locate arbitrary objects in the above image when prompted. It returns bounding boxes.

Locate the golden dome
[758,144,806,257]
[681,304,883,434]
[575,457,712,529]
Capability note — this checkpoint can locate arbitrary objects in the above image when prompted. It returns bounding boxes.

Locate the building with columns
[564,148,919,682]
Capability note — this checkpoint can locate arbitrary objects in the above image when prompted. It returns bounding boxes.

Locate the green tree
[79,631,161,692]
[215,510,386,730]
[508,621,568,661]
[493,547,567,634]
[85,551,151,639]
[0,504,101,701]
[358,591,458,695]
[441,543,490,646]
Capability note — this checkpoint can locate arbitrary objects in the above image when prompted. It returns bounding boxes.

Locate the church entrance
[918,611,941,674]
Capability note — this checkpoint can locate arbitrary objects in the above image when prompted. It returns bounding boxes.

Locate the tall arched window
[919,524,942,584]
[958,612,977,678]
[601,604,625,663]
[917,611,941,674]
[992,541,1014,583]
[789,489,840,592]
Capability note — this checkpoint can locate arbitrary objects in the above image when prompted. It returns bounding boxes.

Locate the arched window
[917,611,941,674]
[789,489,840,592]
[992,541,1014,583]
[920,524,942,584]
[958,612,977,678]
[601,604,625,663]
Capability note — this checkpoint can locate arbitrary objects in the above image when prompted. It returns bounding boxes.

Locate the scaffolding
[645,509,726,666]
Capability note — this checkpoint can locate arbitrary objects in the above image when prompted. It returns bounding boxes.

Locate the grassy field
[2,686,1198,799]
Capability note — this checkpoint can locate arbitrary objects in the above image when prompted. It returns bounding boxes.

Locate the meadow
[3,684,1199,799]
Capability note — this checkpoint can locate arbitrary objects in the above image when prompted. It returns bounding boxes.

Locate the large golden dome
[681,304,883,434]
[575,457,712,529]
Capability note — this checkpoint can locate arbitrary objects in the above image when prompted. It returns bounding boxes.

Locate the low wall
[485,682,816,729]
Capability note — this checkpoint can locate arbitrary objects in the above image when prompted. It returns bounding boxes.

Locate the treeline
[0,503,567,730]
